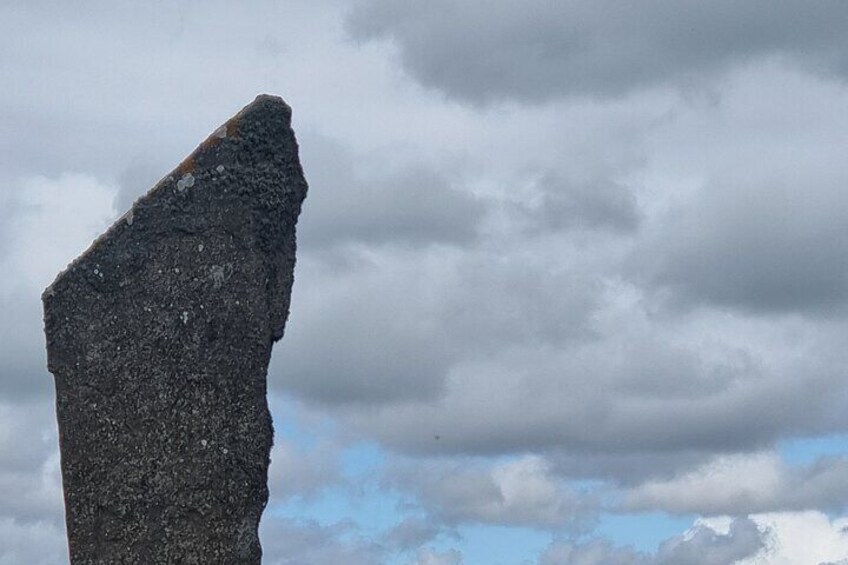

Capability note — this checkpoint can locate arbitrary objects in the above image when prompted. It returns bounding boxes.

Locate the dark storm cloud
[347,0,848,104]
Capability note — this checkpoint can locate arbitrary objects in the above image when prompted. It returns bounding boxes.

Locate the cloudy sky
[3,1,848,563]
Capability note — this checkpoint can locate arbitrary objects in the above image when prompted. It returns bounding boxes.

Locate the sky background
[2,1,848,564]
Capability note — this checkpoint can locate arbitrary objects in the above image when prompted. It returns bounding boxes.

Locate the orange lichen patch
[174,116,243,176]
[226,117,240,138]
[175,155,196,176]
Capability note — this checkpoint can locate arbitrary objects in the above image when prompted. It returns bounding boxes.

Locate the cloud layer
[348,0,848,103]
[3,1,848,562]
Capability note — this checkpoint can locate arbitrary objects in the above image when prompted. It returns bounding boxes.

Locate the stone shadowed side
[43,95,307,564]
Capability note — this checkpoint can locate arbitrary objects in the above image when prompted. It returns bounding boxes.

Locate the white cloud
[746,512,848,565]
[268,437,343,502]
[626,452,848,515]
[0,173,116,295]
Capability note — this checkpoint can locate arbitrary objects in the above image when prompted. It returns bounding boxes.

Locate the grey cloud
[273,241,599,407]
[655,517,765,565]
[271,254,455,405]
[411,548,462,565]
[548,449,716,487]
[382,517,444,553]
[387,456,598,532]
[114,158,171,216]
[0,173,117,400]
[503,172,641,236]
[342,320,847,457]
[538,518,765,565]
[0,403,66,564]
[0,517,68,565]
[0,189,16,259]
[0,292,53,399]
[539,539,646,565]
[0,401,64,524]
[260,517,382,565]
[297,135,484,249]
[530,175,640,234]
[638,172,848,314]
[347,0,848,104]
[0,400,59,473]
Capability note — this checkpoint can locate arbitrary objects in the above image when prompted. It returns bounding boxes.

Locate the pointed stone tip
[252,93,291,108]
[42,93,304,302]
[239,94,292,120]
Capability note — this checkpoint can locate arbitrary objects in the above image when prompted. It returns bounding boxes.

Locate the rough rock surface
[42,95,307,564]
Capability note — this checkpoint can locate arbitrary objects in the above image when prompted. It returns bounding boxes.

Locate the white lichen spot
[216,165,225,173]
[222,448,229,455]
[210,265,226,289]
[201,439,208,447]
[181,311,189,325]
[176,172,195,192]
[214,125,227,139]
[198,244,204,252]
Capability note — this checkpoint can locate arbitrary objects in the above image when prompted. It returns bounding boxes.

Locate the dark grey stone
[42,95,307,564]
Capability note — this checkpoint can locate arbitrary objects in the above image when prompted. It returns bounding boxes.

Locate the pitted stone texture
[43,95,307,564]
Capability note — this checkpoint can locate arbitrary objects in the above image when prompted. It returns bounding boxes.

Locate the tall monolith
[42,95,307,564]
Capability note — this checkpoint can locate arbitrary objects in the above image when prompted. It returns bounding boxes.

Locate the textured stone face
[42,95,307,564]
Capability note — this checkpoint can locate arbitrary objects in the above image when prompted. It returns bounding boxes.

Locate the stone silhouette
[43,95,307,563]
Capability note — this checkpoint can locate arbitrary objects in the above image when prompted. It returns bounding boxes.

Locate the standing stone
[42,95,307,564]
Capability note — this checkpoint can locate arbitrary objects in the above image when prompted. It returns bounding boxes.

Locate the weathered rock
[42,95,307,564]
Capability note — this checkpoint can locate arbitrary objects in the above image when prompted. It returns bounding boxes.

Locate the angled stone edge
[42,93,307,564]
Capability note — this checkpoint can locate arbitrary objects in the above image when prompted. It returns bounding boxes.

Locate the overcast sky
[3,1,848,564]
